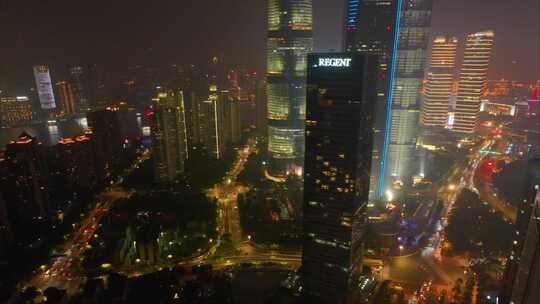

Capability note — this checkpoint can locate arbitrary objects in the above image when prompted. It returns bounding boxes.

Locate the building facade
[302,53,378,303]
[151,89,189,182]
[384,0,433,189]
[0,96,34,126]
[345,0,433,197]
[421,36,458,127]
[3,132,50,222]
[345,0,398,200]
[56,81,77,115]
[266,0,313,176]
[453,31,494,134]
[33,65,57,111]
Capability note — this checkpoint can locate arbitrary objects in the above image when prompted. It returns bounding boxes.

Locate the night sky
[0,0,538,85]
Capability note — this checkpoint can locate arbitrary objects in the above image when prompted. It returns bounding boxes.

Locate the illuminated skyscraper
[56,81,76,115]
[384,0,433,188]
[453,31,494,134]
[302,53,378,303]
[151,89,188,182]
[200,85,228,159]
[345,0,433,197]
[421,36,458,127]
[345,0,398,199]
[69,65,92,113]
[33,65,57,111]
[266,0,313,176]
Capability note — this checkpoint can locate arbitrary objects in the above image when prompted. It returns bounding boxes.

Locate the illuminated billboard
[33,65,57,110]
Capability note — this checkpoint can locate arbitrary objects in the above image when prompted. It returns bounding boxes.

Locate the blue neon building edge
[378,0,404,198]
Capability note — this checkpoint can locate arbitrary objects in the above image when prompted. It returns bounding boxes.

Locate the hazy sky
[0,0,538,84]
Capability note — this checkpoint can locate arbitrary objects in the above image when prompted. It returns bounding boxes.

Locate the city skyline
[0,0,538,84]
[0,1,539,303]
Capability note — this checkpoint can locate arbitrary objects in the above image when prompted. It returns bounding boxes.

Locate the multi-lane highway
[23,150,149,294]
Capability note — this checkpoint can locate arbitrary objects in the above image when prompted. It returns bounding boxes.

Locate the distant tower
[33,65,57,118]
[266,0,313,176]
[69,65,92,113]
[255,80,267,136]
[453,31,494,134]
[87,108,123,182]
[151,88,189,182]
[528,87,539,117]
[56,81,77,115]
[421,36,458,127]
[199,85,228,159]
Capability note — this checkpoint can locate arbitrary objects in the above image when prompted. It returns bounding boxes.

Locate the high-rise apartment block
[453,31,494,134]
[421,36,458,127]
[151,89,189,182]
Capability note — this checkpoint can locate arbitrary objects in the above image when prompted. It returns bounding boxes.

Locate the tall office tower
[87,109,122,182]
[266,0,313,176]
[421,37,458,127]
[345,0,398,199]
[69,66,92,113]
[384,0,433,188]
[56,135,96,191]
[256,80,268,136]
[200,85,228,159]
[302,54,378,303]
[228,100,242,144]
[3,132,50,221]
[55,81,76,115]
[345,0,433,196]
[453,31,494,134]
[33,65,57,113]
[151,89,188,182]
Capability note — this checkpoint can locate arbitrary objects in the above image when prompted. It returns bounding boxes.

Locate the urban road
[22,134,516,296]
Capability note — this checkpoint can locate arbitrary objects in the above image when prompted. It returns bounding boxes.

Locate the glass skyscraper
[345,0,433,197]
[302,53,378,303]
[266,0,313,176]
[345,0,398,200]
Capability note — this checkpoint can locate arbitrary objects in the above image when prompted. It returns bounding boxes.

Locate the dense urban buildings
[266,0,313,176]
[0,1,538,303]
[302,53,378,303]
[151,88,188,182]
[453,31,495,134]
[421,36,458,127]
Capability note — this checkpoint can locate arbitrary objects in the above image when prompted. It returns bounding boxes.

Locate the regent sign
[318,58,352,67]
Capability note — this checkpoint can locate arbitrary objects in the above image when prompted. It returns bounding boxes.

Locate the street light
[448,184,456,191]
